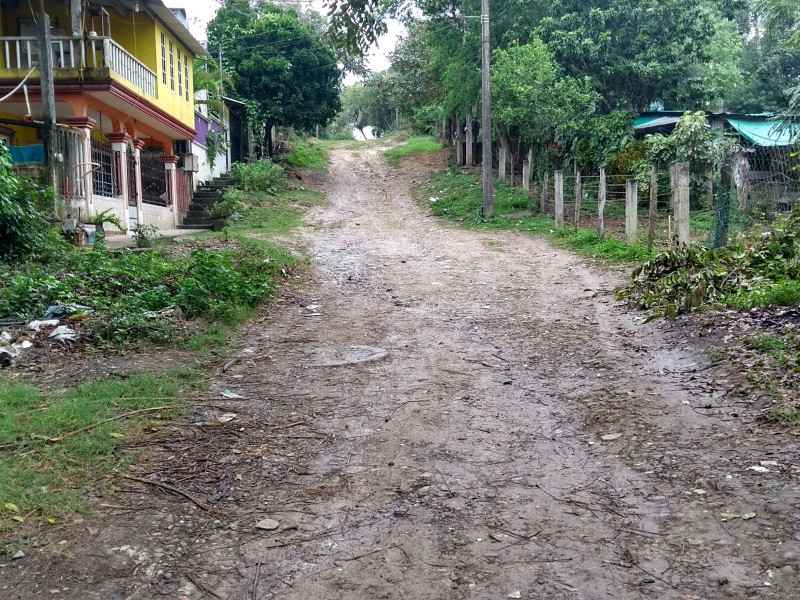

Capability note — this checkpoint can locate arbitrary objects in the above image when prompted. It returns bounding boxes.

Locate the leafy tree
[535,0,722,111]
[492,40,597,154]
[207,1,342,156]
[337,77,395,138]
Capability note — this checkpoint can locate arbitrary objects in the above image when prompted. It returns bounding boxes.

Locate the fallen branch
[48,405,182,443]
[121,474,217,514]
[271,421,306,431]
[0,405,182,450]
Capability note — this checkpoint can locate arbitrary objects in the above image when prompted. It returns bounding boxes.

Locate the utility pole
[36,14,56,132]
[480,0,493,219]
[36,11,58,212]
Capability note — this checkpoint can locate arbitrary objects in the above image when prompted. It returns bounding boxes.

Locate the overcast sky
[179,0,404,81]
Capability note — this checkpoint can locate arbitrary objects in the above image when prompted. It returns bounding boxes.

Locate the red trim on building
[161,154,179,164]
[0,79,196,140]
[65,116,96,129]
[107,132,131,145]
[131,138,146,151]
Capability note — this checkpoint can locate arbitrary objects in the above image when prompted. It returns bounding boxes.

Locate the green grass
[283,138,328,170]
[691,209,715,234]
[0,369,205,530]
[415,169,653,264]
[384,136,443,167]
[229,186,326,236]
[744,330,800,427]
[722,280,800,311]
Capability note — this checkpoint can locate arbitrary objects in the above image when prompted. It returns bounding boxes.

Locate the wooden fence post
[674,162,690,246]
[739,155,750,213]
[647,165,658,251]
[554,170,564,228]
[540,171,549,214]
[499,145,507,182]
[522,159,530,192]
[466,111,474,166]
[455,115,464,165]
[625,178,638,245]
[669,164,676,213]
[598,168,606,238]
[574,170,582,229]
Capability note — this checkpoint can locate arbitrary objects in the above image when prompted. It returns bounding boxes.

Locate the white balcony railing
[1,36,156,98]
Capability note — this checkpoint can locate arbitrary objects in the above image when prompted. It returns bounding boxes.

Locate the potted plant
[84,209,124,242]
[208,191,246,231]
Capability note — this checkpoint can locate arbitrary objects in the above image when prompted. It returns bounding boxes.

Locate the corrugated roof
[727,120,798,147]
[634,116,681,131]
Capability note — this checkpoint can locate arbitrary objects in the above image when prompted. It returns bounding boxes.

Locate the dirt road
[3,145,799,599]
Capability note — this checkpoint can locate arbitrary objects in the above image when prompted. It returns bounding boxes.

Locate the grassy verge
[228,186,325,236]
[744,330,800,426]
[415,169,652,264]
[283,136,328,170]
[0,368,205,539]
[384,136,443,167]
[0,238,296,347]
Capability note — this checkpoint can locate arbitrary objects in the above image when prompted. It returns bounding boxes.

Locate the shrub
[283,137,328,170]
[0,240,292,344]
[0,146,63,260]
[230,160,287,196]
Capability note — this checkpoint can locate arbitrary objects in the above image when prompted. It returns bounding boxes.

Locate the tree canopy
[207,0,342,155]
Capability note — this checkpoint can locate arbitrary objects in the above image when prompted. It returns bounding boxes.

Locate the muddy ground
[2,145,799,600]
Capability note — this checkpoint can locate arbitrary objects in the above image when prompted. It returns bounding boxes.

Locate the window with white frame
[184,55,189,102]
[161,33,167,85]
[169,40,174,91]
[177,49,183,97]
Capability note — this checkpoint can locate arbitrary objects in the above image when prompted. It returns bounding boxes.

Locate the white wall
[191,139,230,186]
[91,196,126,232]
[141,204,177,230]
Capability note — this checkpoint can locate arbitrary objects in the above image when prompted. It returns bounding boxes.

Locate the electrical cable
[0,67,36,103]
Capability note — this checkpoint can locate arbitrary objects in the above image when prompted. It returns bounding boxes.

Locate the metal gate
[141,151,168,206]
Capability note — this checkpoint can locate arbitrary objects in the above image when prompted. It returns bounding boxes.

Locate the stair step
[177,223,212,230]
[182,217,213,226]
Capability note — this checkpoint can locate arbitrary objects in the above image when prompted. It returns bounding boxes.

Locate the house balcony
[0,35,156,98]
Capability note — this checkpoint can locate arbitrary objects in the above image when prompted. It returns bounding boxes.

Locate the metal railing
[1,36,156,97]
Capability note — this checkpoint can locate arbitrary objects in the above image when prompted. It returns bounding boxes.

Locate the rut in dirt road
[196,146,798,600]
[4,145,798,600]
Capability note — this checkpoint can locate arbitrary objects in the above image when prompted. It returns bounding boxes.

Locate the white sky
[177,0,404,83]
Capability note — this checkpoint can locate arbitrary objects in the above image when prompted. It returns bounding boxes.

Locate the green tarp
[727,119,797,147]
[634,116,661,128]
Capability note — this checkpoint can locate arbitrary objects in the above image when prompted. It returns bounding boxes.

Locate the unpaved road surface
[3,146,800,599]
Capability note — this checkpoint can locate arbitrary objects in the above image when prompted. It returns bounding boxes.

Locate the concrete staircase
[178,175,233,230]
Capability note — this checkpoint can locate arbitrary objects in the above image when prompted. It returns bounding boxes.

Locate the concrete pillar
[161,154,179,229]
[132,139,145,228]
[65,116,96,209]
[107,132,130,231]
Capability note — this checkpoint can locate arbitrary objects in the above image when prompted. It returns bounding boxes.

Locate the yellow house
[0,0,207,230]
